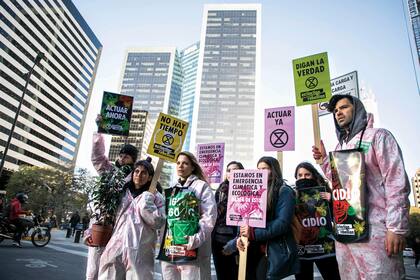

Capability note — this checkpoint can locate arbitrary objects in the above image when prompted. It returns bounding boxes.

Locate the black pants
[415,254,420,267]
[11,218,33,243]
[212,239,238,280]
[295,257,341,280]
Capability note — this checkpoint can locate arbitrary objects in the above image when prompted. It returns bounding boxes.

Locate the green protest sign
[98,91,133,136]
[293,52,332,106]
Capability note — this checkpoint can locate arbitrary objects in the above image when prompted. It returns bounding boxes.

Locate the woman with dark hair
[237,156,299,280]
[158,151,217,280]
[97,157,166,279]
[294,162,340,280]
[212,161,245,280]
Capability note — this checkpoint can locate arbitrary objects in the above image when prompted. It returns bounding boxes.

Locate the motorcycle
[0,214,51,247]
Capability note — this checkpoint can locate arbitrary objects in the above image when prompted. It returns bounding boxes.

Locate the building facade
[190,4,261,168]
[179,42,200,151]
[408,0,420,64]
[0,0,101,179]
[108,110,149,162]
[118,48,182,186]
[412,168,420,207]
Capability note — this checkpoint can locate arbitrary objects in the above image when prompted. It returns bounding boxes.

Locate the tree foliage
[5,165,97,225]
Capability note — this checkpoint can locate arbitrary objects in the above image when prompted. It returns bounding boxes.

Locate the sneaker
[12,241,22,248]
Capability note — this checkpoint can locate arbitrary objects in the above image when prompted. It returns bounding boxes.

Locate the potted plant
[90,165,131,246]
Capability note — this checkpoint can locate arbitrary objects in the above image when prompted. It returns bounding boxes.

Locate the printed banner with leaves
[295,186,335,260]
[98,91,133,136]
[157,189,200,262]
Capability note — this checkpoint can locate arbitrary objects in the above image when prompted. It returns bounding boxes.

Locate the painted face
[133,165,152,188]
[118,153,134,166]
[176,155,194,180]
[296,167,313,180]
[226,163,241,181]
[257,161,272,182]
[334,98,354,129]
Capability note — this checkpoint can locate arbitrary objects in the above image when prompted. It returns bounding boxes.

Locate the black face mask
[295,178,318,189]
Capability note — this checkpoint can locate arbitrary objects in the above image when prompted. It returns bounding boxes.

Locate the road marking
[16,258,58,268]
[46,244,88,257]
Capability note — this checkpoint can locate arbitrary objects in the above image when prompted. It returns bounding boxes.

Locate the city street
[0,229,419,279]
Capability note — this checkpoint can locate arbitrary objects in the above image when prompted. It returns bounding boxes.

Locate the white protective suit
[320,98,410,280]
[159,175,217,280]
[98,189,165,279]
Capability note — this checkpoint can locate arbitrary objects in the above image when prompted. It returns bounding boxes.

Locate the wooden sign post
[311,104,322,164]
[238,236,249,280]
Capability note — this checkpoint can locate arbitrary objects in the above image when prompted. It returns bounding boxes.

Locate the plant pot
[91,224,113,247]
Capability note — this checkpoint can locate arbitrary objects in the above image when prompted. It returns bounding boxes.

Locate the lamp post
[0,52,44,179]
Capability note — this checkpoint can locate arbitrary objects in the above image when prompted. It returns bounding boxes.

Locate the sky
[73,0,420,201]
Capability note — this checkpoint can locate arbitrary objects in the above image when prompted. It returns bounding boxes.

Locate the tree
[5,165,97,226]
[408,206,420,247]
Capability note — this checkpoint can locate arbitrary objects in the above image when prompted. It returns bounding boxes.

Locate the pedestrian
[413,237,420,269]
[212,161,244,280]
[84,116,139,280]
[69,211,80,236]
[97,157,166,279]
[294,162,340,280]
[237,156,299,280]
[8,193,33,248]
[82,213,90,232]
[158,151,217,280]
[312,94,410,279]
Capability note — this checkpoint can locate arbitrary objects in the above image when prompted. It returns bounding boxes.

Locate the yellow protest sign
[147,113,189,162]
[293,52,332,106]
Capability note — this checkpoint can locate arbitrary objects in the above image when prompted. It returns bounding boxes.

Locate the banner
[293,52,332,106]
[197,143,225,184]
[329,149,368,243]
[226,169,268,228]
[295,186,335,260]
[147,113,189,162]
[318,71,359,116]
[98,91,133,136]
[264,106,295,151]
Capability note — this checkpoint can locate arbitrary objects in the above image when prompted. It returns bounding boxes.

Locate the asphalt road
[0,230,419,280]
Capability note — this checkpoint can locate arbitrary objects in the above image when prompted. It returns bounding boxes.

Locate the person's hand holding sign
[312,140,326,162]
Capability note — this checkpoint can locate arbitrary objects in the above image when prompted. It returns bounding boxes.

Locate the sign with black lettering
[318,71,359,116]
[293,52,332,106]
[147,113,189,162]
[98,91,133,136]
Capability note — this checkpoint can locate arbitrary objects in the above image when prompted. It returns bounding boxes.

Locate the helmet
[16,193,28,204]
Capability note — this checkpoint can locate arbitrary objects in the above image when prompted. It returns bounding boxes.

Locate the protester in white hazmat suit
[313,95,410,279]
[98,157,166,279]
[158,151,217,280]
[84,131,138,280]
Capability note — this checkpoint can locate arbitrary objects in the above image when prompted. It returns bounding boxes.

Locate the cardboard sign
[293,52,332,106]
[98,91,133,136]
[226,169,268,228]
[318,71,359,116]
[295,186,335,260]
[197,143,225,184]
[264,106,295,151]
[147,113,188,162]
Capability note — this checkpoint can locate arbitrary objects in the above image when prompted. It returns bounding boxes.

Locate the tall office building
[191,4,261,168]
[412,168,420,207]
[119,48,182,185]
[408,0,420,64]
[0,1,101,180]
[179,42,200,151]
[108,110,149,162]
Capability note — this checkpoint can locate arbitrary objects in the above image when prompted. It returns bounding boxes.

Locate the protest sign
[147,113,188,162]
[265,106,295,151]
[197,143,225,184]
[226,169,268,228]
[293,52,332,106]
[295,186,335,260]
[98,91,133,136]
[318,71,359,116]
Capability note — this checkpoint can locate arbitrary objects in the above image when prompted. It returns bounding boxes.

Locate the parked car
[403,248,414,258]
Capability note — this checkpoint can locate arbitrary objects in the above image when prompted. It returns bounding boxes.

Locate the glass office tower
[0,0,102,179]
[191,4,261,168]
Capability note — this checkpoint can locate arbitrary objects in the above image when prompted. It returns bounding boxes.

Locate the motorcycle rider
[9,193,33,248]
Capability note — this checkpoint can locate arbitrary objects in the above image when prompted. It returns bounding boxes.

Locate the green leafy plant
[92,165,131,226]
